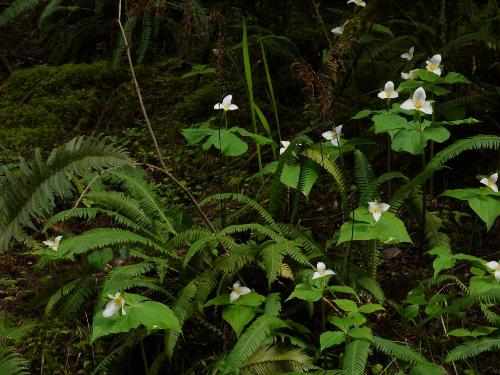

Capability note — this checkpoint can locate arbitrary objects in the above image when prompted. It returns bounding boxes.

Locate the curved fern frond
[0,136,130,250]
[372,336,433,366]
[241,345,316,374]
[0,0,48,27]
[446,336,500,363]
[354,150,375,204]
[222,314,287,372]
[342,340,371,375]
[0,345,30,375]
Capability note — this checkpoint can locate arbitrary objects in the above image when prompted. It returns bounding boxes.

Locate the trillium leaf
[432,256,456,278]
[320,331,346,351]
[352,109,375,119]
[229,127,273,145]
[469,276,498,294]
[358,304,385,314]
[372,113,407,134]
[448,326,496,337]
[181,127,216,144]
[237,292,266,307]
[348,326,373,340]
[280,163,301,189]
[202,130,248,156]
[440,72,471,84]
[334,299,358,312]
[91,293,180,342]
[417,70,439,82]
[222,305,255,337]
[468,196,500,231]
[326,285,358,296]
[437,117,479,126]
[329,316,355,333]
[287,283,322,302]
[441,188,484,200]
[423,126,450,143]
[205,294,230,307]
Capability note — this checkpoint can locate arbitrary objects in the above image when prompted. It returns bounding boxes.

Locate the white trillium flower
[400,46,414,61]
[485,261,500,281]
[280,141,290,155]
[426,54,442,76]
[347,0,366,7]
[377,81,398,99]
[214,95,238,112]
[401,69,419,80]
[312,262,336,280]
[332,20,349,35]
[480,173,498,192]
[229,281,251,303]
[103,292,126,318]
[42,235,62,251]
[322,125,343,147]
[368,201,390,222]
[400,87,433,115]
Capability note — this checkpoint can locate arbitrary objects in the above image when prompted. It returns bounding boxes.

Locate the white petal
[490,173,498,183]
[430,54,441,65]
[232,281,240,289]
[347,0,355,3]
[401,72,409,80]
[486,261,500,270]
[239,287,251,295]
[42,240,54,247]
[368,201,377,210]
[413,87,426,103]
[228,104,238,111]
[229,291,240,302]
[401,53,410,60]
[491,183,499,192]
[373,212,382,222]
[324,269,336,276]
[103,301,120,318]
[281,141,290,148]
[389,91,399,99]
[495,270,500,281]
[214,103,222,110]
[54,235,63,244]
[360,1,366,6]
[335,125,343,135]
[400,99,415,111]
[380,203,390,212]
[279,147,286,155]
[384,81,394,92]
[322,131,333,141]
[222,95,232,106]
[433,67,441,76]
[317,262,326,272]
[480,177,489,186]
[331,26,343,35]
[312,271,321,280]
[422,102,433,115]
[331,139,340,147]
[378,91,388,99]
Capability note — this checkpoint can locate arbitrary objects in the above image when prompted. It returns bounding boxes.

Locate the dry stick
[116,0,219,237]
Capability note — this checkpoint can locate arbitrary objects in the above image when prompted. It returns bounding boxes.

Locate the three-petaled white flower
[312,262,336,280]
[401,69,419,80]
[480,173,498,192]
[426,54,442,76]
[347,0,366,7]
[400,46,414,61]
[280,141,290,155]
[230,281,251,303]
[377,81,398,99]
[214,95,238,112]
[400,87,433,115]
[322,125,343,147]
[485,261,500,281]
[43,235,62,251]
[368,201,390,222]
[103,292,126,318]
[332,20,349,35]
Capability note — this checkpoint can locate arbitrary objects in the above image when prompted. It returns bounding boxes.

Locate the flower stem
[140,338,149,374]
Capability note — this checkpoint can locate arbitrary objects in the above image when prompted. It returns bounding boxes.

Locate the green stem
[140,338,149,374]
[371,240,378,278]
[419,114,427,253]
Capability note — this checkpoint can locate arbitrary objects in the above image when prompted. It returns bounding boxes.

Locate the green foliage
[446,336,500,363]
[0,345,30,375]
[342,340,371,375]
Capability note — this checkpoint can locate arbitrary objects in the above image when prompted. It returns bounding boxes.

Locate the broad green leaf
[92,293,180,342]
[358,304,385,314]
[352,109,375,119]
[432,256,456,278]
[205,294,230,307]
[448,326,497,337]
[327,285,358,296]
[238,292,266,307]
[372,113,407,134]
[202,130,248,156]
[280,163,300,189]
[440,72,471,84]
[287,283,322,302]
[348,326,373,340]
[417,70,439,82]
[230,127,273,145]
[469,276,498,295]
[349,311,368,327]
[468,196,500,231]
[320,331,346,351]
[222,305,255,337]
[329,316,355,333]
[334,299,358,312]
[371,23,394,37]
[181,126,215,144]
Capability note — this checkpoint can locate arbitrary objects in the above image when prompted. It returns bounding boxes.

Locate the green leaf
[91,293,180,342]
[205,294,230,307]
[348,326,373,340]
[238,292,266,307]
[448,327,497,338]
[358,304,385,314]
[320,331,346,351]
[372,113,407,134]
[440,72,471,85]
[342,340,371,375]
[417,70,439,82]
[353,109,375,119]
[335,299,358,312]
[468,196,500,231]
[329,316,355,333]
[202,130,248,156]
[327,285,358,296]
[222,305,255,337]
[371,23,394,37]
[181,126,215,144]
[230,127,273,145]
[432,256,456,278]
[287,283,322,302]
[280,163,301,188]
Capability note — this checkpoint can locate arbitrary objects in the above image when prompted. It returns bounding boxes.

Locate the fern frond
[356,277,385,304]
[0,0,48,27]
[0,136,130,250]
[372,336,433,366]
[0,345,30,375]
[91,333,142,374]
[222,314,287,372]
[354,150,375,205]
[137,9,153,63]
[446,336,500,363]
[275,223,323,258]
[342,340,371,375]
[241,345,316,374]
